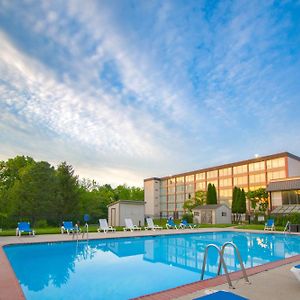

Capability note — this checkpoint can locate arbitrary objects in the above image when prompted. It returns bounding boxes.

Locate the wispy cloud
[0,0,300,185]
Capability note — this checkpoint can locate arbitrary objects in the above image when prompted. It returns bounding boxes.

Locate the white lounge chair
[291,264,300,282]
[145,218,163,231]
[97,219,116,233]
[123,218,141,232]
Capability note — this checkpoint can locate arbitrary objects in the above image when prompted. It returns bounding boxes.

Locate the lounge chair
[16,222,35,237]
[193,290,248,299]
[291,264,300,282]
[98,219,116,233]
[264,219,275,231]
[179,219,197,229]
[145,218,163,231]
[61,221,78,234]
[123,218,142,232]
[166,219,178,229]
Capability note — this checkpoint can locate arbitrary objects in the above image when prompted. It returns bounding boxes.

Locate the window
[185,175,194,182]
[186,183,194,192]
[160,187,167,195]
[233,165,247,174]
[282,190,300,205]
[219,178,232,187]
[168,178,175,185]
[233,176,248,186]
[219,189,232,198]
[222,212,227,217]
[176,194,185,202]
[168,203,175,210]
[176,176,184,183]
[194,212,200,216]
[168,195,175,202]
[249,173,265,184]
[168,186,175,194]
[196,173,205,180]
[176,185,185,193]
[196,181,206,191]
[160,180,168,187]
[207,170,218,179]
[267,170,285,180]
[267,158,285,169]
[249,161,265,172]
[219,168,232,177]
[160,196,167,203]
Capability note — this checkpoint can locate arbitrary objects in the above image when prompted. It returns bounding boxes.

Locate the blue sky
[1,0,300,186]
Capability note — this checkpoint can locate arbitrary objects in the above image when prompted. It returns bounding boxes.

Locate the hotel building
[144,152,300,218]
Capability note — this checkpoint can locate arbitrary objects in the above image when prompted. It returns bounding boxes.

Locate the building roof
[144,152,300,181]
[266,177,300,192]
[107,200,145,207]
[193,204,229,210]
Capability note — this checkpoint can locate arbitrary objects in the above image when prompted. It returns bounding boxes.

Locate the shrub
[271,213,300,226]
[182,213,193,223]
[35,219,48,228]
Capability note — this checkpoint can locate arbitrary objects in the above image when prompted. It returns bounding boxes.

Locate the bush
[271,213,300,226]
[35,219,48,228]
[182,213,193,223]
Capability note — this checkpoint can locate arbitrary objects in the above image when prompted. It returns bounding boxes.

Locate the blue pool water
[4,231,300,300]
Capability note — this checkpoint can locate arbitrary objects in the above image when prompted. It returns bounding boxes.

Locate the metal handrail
[218,241,250,284]
[284,221,290,234]
[201,244,234,288]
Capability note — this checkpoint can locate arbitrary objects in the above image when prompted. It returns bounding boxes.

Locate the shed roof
[193,204,229,210]
[266,178,300,192]
[107,200,145,207]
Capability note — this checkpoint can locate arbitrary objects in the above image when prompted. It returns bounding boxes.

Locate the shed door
[111,208,116,226]
[201,210,212,224]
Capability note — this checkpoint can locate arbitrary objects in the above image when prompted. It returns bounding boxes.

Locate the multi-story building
[144,152,300,218]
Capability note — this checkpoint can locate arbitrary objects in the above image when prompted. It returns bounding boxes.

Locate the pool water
[4,231,300,300]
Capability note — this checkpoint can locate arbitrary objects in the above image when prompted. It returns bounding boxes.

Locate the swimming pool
[4,231,300,300]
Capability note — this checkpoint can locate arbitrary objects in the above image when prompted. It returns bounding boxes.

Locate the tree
[183,190,206,212]
[246,188,268,212]
[55,162,80,222]
[206,183,217,204]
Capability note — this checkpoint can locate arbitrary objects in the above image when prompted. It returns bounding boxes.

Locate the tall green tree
[55,162,80,222]
[246,188,268,212]
[206,183,217,204]
[183,190,206,212]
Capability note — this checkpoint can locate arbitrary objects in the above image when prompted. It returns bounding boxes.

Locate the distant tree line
[0,156,144,228]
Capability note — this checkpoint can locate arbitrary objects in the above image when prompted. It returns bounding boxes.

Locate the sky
[1,0,300,187]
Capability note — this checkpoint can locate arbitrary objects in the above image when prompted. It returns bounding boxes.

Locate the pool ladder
[201,241,250,289]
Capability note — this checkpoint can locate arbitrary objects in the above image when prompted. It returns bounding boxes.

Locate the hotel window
[161,180,168,187]
[196,173,205,180]
[249,173,266,184]
[168,203,175,210]
[168,178,175,185]
[196,181,206,191]
[267,158,285,169]
[249,161,265,172]
[176,194,185,202]
[233,176,248,186]
[267,170,285,180]
[185,175,194,182]
[207,170,218,179]
[160,187,167,195]
[208,180,218,188]
[233,165,247,175]
[219,168,232,177]
[176,185,185,193]
[176,202,184,210]
[176,176,184,183]
[168,194,175,202]
[219,178,232,187]
[160,203,167,210]
[186,183,194,192]
[219,189,232,198]
[160,196,167,203]
[168,186,175,194]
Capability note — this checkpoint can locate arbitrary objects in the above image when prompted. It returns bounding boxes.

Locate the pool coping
[0,228,299,300]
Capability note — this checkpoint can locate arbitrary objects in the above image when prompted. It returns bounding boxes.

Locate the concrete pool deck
[0,228,299,300]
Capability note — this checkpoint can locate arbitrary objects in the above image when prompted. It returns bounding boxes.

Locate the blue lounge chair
[264,219,275,231]
[179,219,197,229]
[61,221,78,234]
[16,222,35,237]
[193,290,248,299]
[291,264,300,282]
[166,219,178,229]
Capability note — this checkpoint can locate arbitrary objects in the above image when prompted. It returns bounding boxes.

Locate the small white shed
[107,200,145,227]
[192,204,231,224]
